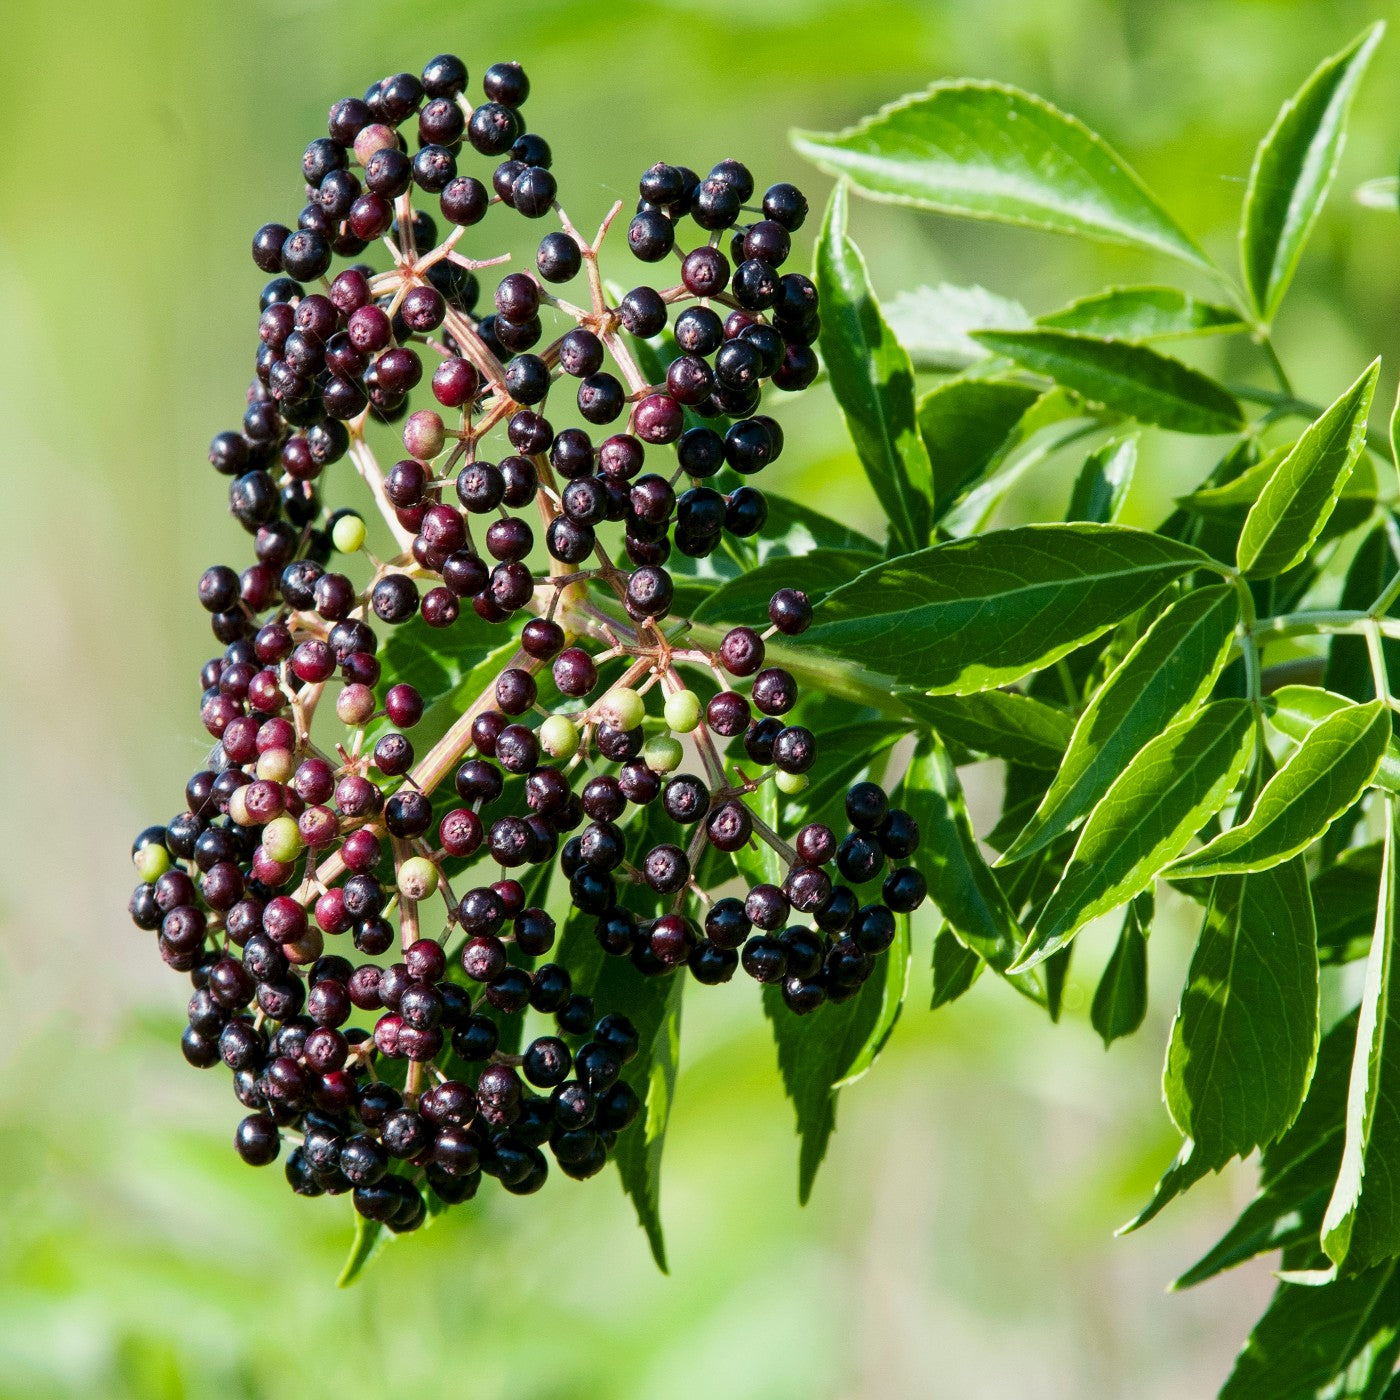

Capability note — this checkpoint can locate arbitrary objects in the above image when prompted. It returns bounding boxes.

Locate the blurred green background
[2,0,1396,1395]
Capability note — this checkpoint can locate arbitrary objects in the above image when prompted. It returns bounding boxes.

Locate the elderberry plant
[126,23,1400,1392]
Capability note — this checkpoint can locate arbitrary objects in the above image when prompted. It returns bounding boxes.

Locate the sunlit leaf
[1268,685,1400,793]
[807,524,1214,695]
[792,81,1210,267]
[903,736,1023,971]
[972,329,1244,434]
[884,282,1031,372]
[1175,1010,1357,1288]
[1324,800,1400,1274]
[1240,23,1385,322]
[1005,585,1239,863]
[916,378,1041,517]
[900,689,1073,770]
[1164,859,1319,1168]
[815,182,933,553]
[1015,699,1255,971]
[1038,285,1245,341]
[1168,700,1388,878]
[1237,359,1380,577]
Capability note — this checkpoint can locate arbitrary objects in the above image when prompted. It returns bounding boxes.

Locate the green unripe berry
[644,734,683,773]
[135,844,171,883]
[332,512,367,554]
[262,815,304,863]
[598,687,645,731]
[397,856,439,901]
[540,713,580,760]
[256,747,296,783]
[774,770,809,796]
[663,689,702,734]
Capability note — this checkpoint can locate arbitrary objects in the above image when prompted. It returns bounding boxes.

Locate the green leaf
[938,388,1095,539]
[595,959,685,1271]
[1179,446,1292,516]
[1164,859,1319,1168]
[931,923,983,1008]
[883,282,1031,373]
[1091,895,1150,1046]
[1004,585,1240,863]
[1324,800,1400,1273]
[779,720,907,840]
[916,378,1041,518]
[1066,434,1137,524]
[756,493,884,558]
[765,915,910,1203]
[731,768,782,891]
[807,523,1215,695]
[1015,699,1255,971]
[374,613,519,750]
[1117,1138,1215,1236]
[1268,685,1400,793]
[902,736,1023,971]
[1317,845,1386,965]
[1038,285,1246,341]
[815,182,933,553]
[337,1214,387,1288]
[792,81,1209,268]
[1168,701,1388,878]
[900,689,1073,770]
[1240,23,1385,323]
[690,548,879,628]
[1237,359,1381,578]
[1176,1009,1357,1289]
[1219,1262,1400,1400]
[971,329,1245,435]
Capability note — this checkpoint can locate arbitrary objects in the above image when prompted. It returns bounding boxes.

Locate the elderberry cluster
[127,51,925,1231]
